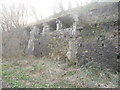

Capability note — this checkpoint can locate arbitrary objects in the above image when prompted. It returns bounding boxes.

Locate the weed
[10,79,25,88]
[62,71,77,77]
[2,57,118,88]
[37,83,48,88]
[16,72,28,80]
[50,81,72,88]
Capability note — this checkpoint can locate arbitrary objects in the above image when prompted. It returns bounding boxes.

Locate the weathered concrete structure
[25,13,78,60]
[2,2,119,72]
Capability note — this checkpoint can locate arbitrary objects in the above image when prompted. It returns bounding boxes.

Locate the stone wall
[2,22,119,72]
[76,22,118,71]
[34,34,51,57]
[2,2,119,72]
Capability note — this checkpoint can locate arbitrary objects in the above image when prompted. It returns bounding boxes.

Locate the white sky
[0,0,92,23]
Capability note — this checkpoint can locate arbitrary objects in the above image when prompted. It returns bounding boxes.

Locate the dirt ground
[2,80,11,88]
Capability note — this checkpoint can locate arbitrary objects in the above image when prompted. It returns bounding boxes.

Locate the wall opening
[58,15,74,28]
[48,20,56,31]
[102,43,104,47]
[41,52,42,55]
[36,24,43,34]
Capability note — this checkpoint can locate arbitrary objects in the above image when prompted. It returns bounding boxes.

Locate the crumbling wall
[26,26,52,57]
[45,21,118,71]
[34,34,51,57]
[2,22,118,72]
[76,22,118,71]
[2,2,119,72]
[48,28,72,61]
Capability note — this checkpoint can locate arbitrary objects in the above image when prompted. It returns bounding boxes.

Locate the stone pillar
[42,23,50,34]
[56,19,62,30]
[72,22,77,35]
[72,14,79,35]
[27,26,39,56]
[66,14,79,63]
[66,39,78,63]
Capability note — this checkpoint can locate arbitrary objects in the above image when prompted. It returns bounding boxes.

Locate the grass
[2,57,118,88]
[50,80,79,88]
[62,71,77,77]
[9,80,25,88]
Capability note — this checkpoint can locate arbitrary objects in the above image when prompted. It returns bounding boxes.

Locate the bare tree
[91,0,99,2]
[53,0,57,15]
[30,7,39,21]
[58,0,64,12]
[0,2,37,31]
[68,0,72,9]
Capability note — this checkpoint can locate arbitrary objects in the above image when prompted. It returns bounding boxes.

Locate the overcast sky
[0,0,93,23]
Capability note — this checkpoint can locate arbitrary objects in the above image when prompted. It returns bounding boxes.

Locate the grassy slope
[2,57,118,88]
